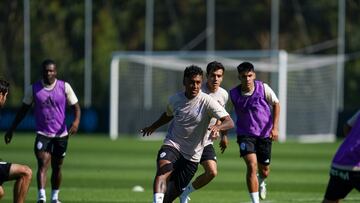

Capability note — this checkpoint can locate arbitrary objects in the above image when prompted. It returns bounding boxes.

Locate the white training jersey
[163,91,229,162]
[241,82,279,105]
[23,79,78,105]
[201,84,229,146]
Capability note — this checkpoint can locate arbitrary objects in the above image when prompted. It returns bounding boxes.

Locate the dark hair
[183,65,203,84]
[41,59,56,69]
[237,62,254,73]
[206,61,225,75]
[0,79,9,94]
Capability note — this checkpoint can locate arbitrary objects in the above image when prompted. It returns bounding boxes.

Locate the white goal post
[109,50,339,142]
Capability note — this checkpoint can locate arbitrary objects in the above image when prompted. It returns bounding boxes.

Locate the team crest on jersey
[37,141,43,150]
[159,152,166,158]
[240,142,246,150]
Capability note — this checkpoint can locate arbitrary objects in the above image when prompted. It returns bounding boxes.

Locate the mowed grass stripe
[0,134,359,202]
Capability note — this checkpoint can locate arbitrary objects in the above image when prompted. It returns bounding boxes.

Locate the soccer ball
[132,185,145,192]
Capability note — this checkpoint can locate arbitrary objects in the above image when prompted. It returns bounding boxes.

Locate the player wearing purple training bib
[5,59,81,203]
[230,62,280,203]
[322,110,360,203]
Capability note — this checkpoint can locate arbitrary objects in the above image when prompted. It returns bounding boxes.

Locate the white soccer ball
[132,185,145,192]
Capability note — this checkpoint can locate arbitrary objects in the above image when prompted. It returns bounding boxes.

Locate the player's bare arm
[219,130,228,154]
[208,115,234,140]
[270,102,280,141]
[4,103,31,144]
[141,112,173,136]
[69,102,81,135]
[208,120,222,141]
[211,119,229,153]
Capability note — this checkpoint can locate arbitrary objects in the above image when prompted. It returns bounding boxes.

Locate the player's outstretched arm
[141,112,173,136]
[4,103,31,144]
[68,102,81,135]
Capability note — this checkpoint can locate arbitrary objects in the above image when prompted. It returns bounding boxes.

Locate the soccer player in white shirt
[180,61,229,203]
[141,65,234,203]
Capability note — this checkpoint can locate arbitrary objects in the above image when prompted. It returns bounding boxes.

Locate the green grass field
[0,133,359,203]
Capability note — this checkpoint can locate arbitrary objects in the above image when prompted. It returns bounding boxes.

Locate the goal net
[110,50,339,142]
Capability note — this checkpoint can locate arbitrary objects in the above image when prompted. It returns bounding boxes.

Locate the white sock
[51,189,60,200]
[250,192,260,203]
[38,188,46,201]
[181,183,195,197]
[153,193,164,203]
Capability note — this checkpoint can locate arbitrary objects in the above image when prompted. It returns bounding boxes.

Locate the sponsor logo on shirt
[330,168,349,180]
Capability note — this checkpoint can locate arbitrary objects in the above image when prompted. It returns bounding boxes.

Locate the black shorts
[237,135,272,165]
[34,134,69,158]
[324,167,360,200]
[200,144,217,163]
[0,162,11,185]
[156,145,198,191]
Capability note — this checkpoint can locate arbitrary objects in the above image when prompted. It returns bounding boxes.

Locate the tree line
[0,0,359,111]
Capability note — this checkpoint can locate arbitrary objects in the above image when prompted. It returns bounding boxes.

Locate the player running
[322,110,360,203]
[230,62,280,203]
[179,61,229,203]
[141,65,234,203]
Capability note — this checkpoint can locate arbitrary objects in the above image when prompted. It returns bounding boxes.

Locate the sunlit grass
[0,133,359,203]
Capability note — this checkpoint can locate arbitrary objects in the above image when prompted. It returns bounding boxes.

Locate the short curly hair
[41,59,56,69]
[183,65,203,84]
